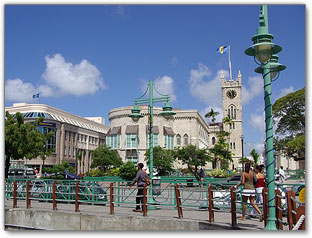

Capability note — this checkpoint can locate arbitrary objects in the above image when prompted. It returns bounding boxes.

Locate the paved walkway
[5,199,266,230]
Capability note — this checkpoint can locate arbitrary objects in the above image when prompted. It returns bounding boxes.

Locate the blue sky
[4,4,306,155]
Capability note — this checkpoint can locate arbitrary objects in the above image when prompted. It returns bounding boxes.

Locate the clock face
[227,90,237,99]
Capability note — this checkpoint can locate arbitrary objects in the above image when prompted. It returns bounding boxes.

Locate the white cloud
[275,86,295,101]
[189,62,227,109]
[5,78,36,103]
[141,76,176,102]
[5,54,106,103]
[41,54,106,97]
[248,112,265,134]
[242,76,263,104]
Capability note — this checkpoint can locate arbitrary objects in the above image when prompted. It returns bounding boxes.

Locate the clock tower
[221,70,243,169]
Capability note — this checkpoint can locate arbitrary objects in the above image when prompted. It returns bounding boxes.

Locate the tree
[90,145,123,172]
[174,144,212,181]
[273,88,305,161]
[205,108,220,123]
[209,132,233,170]
[250,149,260,166]
[119,162,137,181]
[144,146,175,176]
[5,112,54,178]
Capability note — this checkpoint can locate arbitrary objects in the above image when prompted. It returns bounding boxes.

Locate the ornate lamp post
[245,5,286,230]
[129,80,175,209]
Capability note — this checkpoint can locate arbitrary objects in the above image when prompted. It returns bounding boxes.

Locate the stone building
[107,105,223,169]
[5,103,109,175]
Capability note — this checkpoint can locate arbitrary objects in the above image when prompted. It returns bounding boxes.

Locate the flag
[217,46,228,54]
[32,93,40,98]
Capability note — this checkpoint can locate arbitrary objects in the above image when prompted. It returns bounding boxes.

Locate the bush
[119,162,137,181]
[88,169,106,177]
[206,168,230,178]
[108,167,120,176]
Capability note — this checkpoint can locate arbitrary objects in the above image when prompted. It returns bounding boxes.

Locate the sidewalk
[5,199,265,230]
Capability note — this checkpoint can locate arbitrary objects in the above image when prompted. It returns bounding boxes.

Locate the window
[38,126,56,150]
[164,135,174,150]
[229,105,237,119]
[176,134,181,146]
[126,134,138,148]
[212,137,216,145]
[127,157,138,165]
[106,134,121,149]
[183,134,189,145]
[147,134,158,148]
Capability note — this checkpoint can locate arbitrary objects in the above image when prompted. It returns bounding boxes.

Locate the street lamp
[245,5,286,230]
[129,80,175,209]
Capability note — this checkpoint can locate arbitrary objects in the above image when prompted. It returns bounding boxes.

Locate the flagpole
[228,45,233,80]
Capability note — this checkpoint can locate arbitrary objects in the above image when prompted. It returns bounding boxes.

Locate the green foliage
[90,145,123,172]
[108,167,120,176]
[119,162,137,181]
[144,146,175,176]
[275,134,305,161]
[206,168,230,178]
[88,168,107,177]
[43,161,75,174]
[273,88,305,161]
[210,132,233,170]
[174,144,212,181]
[239,157,252,165]
[273,87,305,136]
[205,108,220,123]
[5,111,54,178]
[250,149,260,166]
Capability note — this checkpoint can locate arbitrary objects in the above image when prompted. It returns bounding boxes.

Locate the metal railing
[5,178,305,230]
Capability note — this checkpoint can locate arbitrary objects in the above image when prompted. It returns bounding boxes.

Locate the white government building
[6,71,299,173]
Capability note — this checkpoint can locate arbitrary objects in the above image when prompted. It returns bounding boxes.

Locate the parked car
[212,174,242,190]
[8,168,36,179]
[56,181,107,204]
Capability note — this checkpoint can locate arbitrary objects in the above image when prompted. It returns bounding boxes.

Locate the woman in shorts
[237,163,263,221]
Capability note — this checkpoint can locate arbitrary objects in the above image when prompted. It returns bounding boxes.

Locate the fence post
[174,184,183,219]
[13,180,17,208]
[230,186,237,228]
[53,181,57,210]
[208,184,214,222]
[75,181,79,212]
[286,190,296,230]
[262,187,268,226]
[143,184,147,217]
[110,183,114,215]
[275,189,283,230]
[26,180,31,209]
[296,205,305,230]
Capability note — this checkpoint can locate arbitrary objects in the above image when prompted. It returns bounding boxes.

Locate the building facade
[5,103,109,175]
[106,105,222,169]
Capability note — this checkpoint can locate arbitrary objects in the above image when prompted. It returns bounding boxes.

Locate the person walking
[199,168,205,186]
[130,163,150,212]
[250,165,265,217]
[236,163,263,221]
[279,166,286,183]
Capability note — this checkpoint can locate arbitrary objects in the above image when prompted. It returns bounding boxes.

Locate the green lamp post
[129,80,175,209]
[245,5,286,230]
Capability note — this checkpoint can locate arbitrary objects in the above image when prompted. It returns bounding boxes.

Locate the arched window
[184,134,189,145]
[228,105,237,119]
[176,134,181,146]
[212,137,216,145]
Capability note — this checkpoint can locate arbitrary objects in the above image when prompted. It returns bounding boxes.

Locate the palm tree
[210,132,233,170]
[205,108,220,123]
[250,149,260,166]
